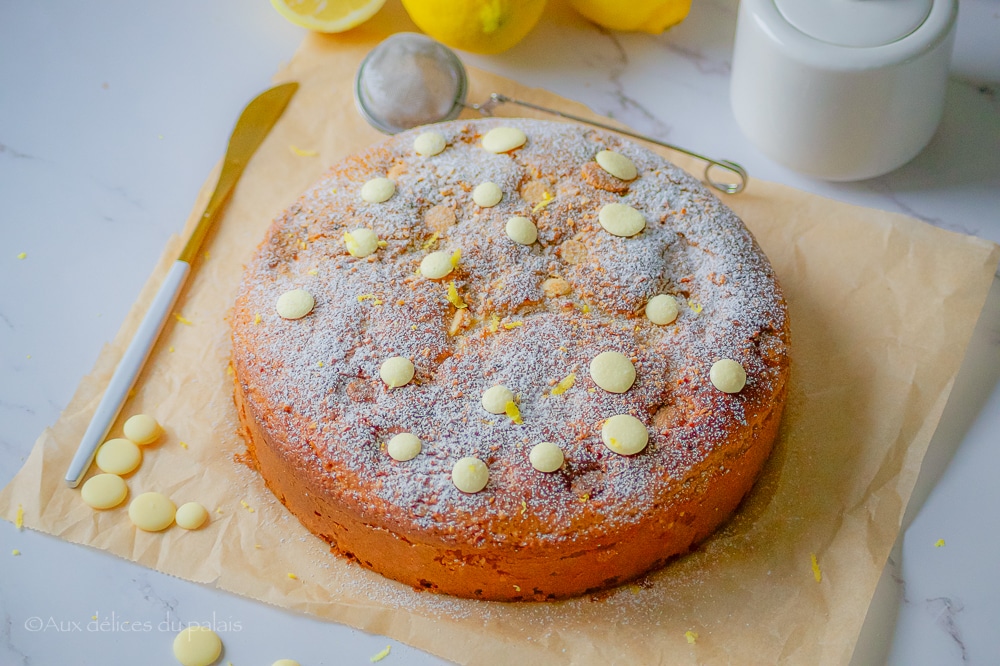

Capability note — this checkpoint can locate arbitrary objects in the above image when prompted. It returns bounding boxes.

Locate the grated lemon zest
[16,252,27,260]
[579,302,590,313]
[513,584,521,592]
[935,538,946,547]
[550,373,576,396]
[578,493,589,503]
[287,572,298,580]
[317,361,324,367]
[254,313,261,325]
[357,294,383,305]
[168,346,175,353]
[289,144,318,157]
[344,231,360,256]
[298,240,307,251]
[810,553,822,582]
[421,232,439,250]
[446,281,467,309]
[308,268,319,275]
[521,499,527,515]
[502,321,523,329]
[450,248,462,267]
[532,191,554,213]
[173,313,193,325]
[12,549,20,556]
[489,313,500,332]
[685,630,698,644]
[179,441,188,449]
[688,300,703,314]
[370,645,392,663]
[505,401,523,425]
[15,504,23,530]
[377,240,388,248]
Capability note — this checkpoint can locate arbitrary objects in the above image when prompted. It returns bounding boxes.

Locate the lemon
[568,0,691,34]
[401,0,547,55]
[270,0,387,32]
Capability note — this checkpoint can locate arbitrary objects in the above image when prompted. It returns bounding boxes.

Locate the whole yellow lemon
[568,0,691,34]
[401,0,547,54]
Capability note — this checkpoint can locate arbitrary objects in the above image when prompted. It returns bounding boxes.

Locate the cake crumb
[370,645,391,662]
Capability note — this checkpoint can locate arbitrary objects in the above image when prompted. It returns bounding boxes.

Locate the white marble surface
[1,0,998,664]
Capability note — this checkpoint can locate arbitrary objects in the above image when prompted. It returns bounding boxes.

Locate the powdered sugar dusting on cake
[232,118,787,547]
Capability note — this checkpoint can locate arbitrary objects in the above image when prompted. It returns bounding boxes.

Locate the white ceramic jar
[730,0,958,181]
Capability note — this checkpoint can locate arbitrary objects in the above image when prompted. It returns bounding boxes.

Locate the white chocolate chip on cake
[379,356,415,388]
[482,126,527,153]
[81,473,128,510]
[599,203,646,237]
[710,359,747,393]
[387,432,422,461]
[452,456,489,493]
[481,385,515,414]
[173,626,222,666]
[344,227,380,258]
[595,150,638,181]
[123,414,161,445]
[529,441,565,472]
[95,438,142,476]
[276,288,315,319]
[505,216,537,245]
[473,181,503,208]
[419,250,455,279]
[601,414,649,455]
[360,177,395,203]
[590,351,636,393]
[175,502,209,530]
[128,492,176,532]
[645,294,679,325]
[414,131,447,156]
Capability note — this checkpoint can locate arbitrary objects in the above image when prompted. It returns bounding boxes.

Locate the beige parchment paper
[3,18,999,665]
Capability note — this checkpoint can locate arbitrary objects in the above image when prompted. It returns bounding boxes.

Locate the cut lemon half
[270,0,387,33]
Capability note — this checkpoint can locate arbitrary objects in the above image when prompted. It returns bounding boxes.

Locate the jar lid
[774,0,933,48]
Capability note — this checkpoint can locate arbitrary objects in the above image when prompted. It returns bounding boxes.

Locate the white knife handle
[65,259,191,487]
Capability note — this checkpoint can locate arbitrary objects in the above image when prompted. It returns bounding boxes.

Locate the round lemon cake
[231,118,790,601]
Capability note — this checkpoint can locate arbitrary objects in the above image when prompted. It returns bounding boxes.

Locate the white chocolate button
[482,126,527,153]
[175,502,209,530]
[601,414,649,456]
[414,131,446,156]
[646,294,679,325]
[95,438,142,475]
[419,250,455,279]
[595,150,638,181]
[81,473,128,510]
[128,492,176,532]
[710,359,747,393]
[590,351,636,393]
[481,385,514,414]
[387,432,422,461]
[598,203,646,237]
[123,414,161,445]
[529,442,564,473]
[379,356,415,388]
[276,288,314,319]
[473,181,503,207]
[344,227,379,258]
[505,216,537,245]
[360,177,395,203]
[173,626,223,666]
[452,456,489,493]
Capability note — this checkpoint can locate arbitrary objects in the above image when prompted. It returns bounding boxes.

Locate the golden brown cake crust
[230,118,790,601]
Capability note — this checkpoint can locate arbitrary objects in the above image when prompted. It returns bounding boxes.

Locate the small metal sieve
[354,33,748,195]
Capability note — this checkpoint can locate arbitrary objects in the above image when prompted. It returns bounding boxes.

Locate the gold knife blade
[66,81,298,487]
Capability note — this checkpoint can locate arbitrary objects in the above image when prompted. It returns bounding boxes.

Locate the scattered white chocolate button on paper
[595,150,638,181]
[380,356,415,388]
[414,131,446,156]
[123,414,161,445]
[95,438,142,476]
[344,227,380,258]
[590,351,636,393]
[505,216,537,245]
[710,359,747,393]
[473,181,503,207]
[172,626,223,666]
[128,492,176,532]
[598,203,646,237]
[275,289,314,320]
[452,456,489,493]
[529,442,564,472]
[361,177,395,203]
[602,414,649,455]
[81,473,128,510]
[175,502,209,530]
[387,433,422,461]
[481,385,515,414]
[646,294,679,325]
[419,250,455,279]
[482,126,527,153]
